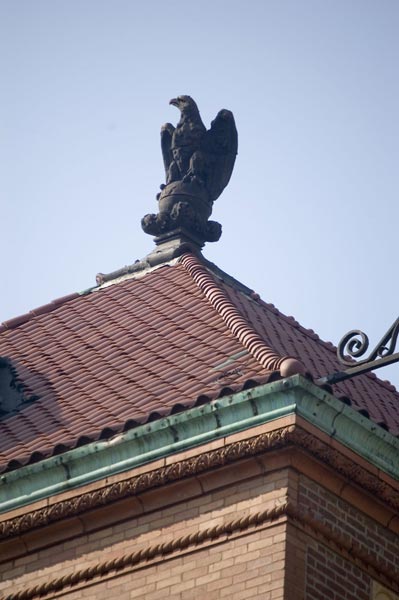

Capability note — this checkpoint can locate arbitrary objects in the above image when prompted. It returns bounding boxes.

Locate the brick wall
[0,465,291,599]
[1,456,398,599]
[61,525,287,600]
[297,473,399,577]
[306,543,370,600]
[283,472,399,599]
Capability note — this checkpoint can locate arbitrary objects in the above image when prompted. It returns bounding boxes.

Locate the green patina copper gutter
[1,375,398,513]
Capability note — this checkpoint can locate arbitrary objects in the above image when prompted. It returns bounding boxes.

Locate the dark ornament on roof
[0,357,37,418]
[318,316,399,385]
[141,95,238,247]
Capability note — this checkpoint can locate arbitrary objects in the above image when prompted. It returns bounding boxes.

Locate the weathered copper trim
[1,424,398,541]
[0,427,292,540]
[179,254,305,377]
[2,504,287,600]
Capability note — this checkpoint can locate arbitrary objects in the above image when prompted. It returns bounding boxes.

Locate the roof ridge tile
[179,253,306,378]
[1,293,80,333]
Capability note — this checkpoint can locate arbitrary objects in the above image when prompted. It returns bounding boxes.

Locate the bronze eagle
[160,95,238,202]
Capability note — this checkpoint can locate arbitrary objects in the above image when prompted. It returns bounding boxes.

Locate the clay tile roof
[1,252,398,473]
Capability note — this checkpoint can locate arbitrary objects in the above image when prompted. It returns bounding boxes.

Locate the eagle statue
[142,96,238,244]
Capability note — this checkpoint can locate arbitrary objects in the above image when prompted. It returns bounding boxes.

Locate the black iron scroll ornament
[318,317,399,385]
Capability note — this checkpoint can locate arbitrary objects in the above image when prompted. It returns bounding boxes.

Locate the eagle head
[169,95,199,115]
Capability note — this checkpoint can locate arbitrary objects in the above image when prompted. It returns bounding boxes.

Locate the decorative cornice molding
[2,503,287,600]
[1,424,398,543]
[0,426,292,540]
[3,375,398,517]
[292,428,399,511]
[288,504,399,593]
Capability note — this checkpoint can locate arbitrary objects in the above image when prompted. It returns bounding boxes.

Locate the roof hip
[179,253,306,378]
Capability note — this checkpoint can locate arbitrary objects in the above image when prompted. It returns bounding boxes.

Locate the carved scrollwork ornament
[2,425,399,541]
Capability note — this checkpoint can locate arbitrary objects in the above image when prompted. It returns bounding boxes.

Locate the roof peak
[96,227,205,286]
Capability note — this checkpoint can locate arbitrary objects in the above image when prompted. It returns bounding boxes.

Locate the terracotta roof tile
[0,253,398,473]
[215,269,399,434]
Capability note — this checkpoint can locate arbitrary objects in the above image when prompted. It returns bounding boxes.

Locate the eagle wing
[160,123,175,176]
[202,109,238,201]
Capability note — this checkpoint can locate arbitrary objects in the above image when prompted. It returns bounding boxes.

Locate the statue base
[144,228,205,267]
[141,181,221,244]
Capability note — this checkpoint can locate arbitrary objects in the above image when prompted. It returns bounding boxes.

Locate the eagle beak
[169,98,179,107]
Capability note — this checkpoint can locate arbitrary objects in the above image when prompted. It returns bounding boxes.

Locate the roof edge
[0,293,81,334]
[1,375,398,516]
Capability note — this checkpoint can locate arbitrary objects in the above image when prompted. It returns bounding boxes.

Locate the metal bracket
[317,317,399,385]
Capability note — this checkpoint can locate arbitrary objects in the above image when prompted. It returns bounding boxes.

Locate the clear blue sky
[1,1,399,386]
